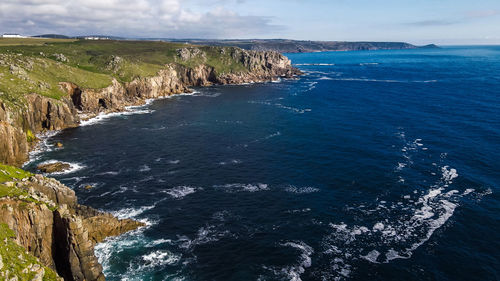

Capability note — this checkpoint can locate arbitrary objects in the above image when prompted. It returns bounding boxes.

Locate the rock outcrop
[0,175,144,281]
[37,162,71,173]
[0,47,299,166]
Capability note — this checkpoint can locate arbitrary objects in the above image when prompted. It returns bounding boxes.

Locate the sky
[1,0,499,45]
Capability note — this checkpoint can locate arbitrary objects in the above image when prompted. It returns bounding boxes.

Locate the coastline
[0,42,300,280]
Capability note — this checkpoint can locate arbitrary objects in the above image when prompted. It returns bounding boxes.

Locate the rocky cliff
[0,46,299,166]
[0,172,143,280]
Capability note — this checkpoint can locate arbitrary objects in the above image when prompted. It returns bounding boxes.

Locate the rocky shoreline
[0,173,144,280]
[0,47,300,167]
[0,45,300,280]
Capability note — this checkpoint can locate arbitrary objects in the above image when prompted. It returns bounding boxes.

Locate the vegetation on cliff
[0,164,144,280]
[0,223,61,281]
[0,38,276,107]
[0,38,299,167]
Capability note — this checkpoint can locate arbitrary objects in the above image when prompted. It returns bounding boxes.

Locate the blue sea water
[25,46,499,280]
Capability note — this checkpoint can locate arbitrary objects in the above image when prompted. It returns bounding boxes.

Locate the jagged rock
[0,176,144,281]
[53,53,68,62]
[177,47,206,61]
[36,162,70,173]
[38,81,51,90]
[9,64,27,76]
[106,56,122,72]
[0,122,29,167]
[30,267,44,281]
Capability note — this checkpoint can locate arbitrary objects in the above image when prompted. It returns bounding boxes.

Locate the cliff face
[0,174,143,281]
[0,47,299,166]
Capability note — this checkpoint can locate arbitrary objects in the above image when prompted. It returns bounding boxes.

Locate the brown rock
[36,162,70,173]
[0,175,144,281]
[56,142,63,148]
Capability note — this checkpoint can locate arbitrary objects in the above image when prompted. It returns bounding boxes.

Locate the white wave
[285,208,312,214]
[319,161,489,279]
[249,100,311,114]
[285,186,320,194]
[275,103,312,114]
[95,219,174,280]
[267,241,314,281]
[238,131,282,148]
[79,107,155,127]
[215,183,269,193]
[305,81,318,91]
[139,164,151,172]
[164,186,198,199]
[97,171,120,176]
[167,160,180,164]
[146,239,172,247]
[216,120,244,125]
[37,159,86,175]
[361,250,381,263]
[191,91,222,98]
[111,204,156,220]
[142,250,180,267]
[61,176,88,184]
[359,63,379,66]
[441,166,458,184]
[264,131,281,140]
[218,159,242,165]
[318,76,334,80]
[177,224,235,250]
[23,130,61,166]
[95,221,150,276]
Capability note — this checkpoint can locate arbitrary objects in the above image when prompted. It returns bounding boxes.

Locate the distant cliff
[161,39,439,53]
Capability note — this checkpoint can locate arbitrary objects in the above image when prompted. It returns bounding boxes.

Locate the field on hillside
[0,39,247,107]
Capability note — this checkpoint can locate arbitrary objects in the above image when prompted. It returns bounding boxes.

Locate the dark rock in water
[37,162,70,173]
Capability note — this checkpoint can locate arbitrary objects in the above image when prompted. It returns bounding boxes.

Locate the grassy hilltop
[0,38,247,107]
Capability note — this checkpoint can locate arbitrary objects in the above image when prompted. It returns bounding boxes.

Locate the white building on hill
[2,33,25,38]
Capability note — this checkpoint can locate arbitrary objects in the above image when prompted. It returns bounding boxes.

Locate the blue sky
[1,0,499,44]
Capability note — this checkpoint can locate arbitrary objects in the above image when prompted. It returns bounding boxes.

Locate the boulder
[36,162,70,173]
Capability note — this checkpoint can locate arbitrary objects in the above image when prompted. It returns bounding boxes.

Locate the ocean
[25,46,499,281]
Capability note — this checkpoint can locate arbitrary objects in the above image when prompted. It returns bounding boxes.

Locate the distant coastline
[30,34,438,53]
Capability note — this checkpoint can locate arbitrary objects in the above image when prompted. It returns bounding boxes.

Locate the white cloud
[0,0,282,38]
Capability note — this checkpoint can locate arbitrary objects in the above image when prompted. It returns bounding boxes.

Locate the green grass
[0,38,76,46]
[26,129,36,143]
[0,223,60,280]
[0,164,32,183]
[0,39,254,110]
[0,165,57,211]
